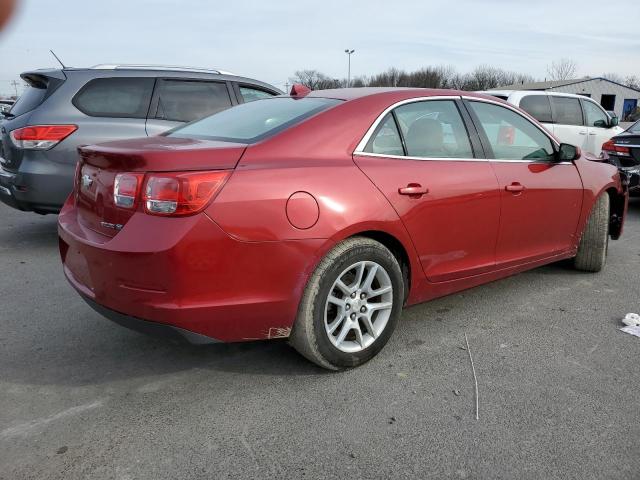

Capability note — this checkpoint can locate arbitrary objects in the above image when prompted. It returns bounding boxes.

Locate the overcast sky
[1,0,638,95]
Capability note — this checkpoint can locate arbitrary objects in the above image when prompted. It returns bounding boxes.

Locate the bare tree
[624,75,640,90]
[289,70,337,90]
[546,58,578,81]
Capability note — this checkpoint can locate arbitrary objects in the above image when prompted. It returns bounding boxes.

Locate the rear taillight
[143,171,230,216]
[114,173,144,208]
[9,125,77,150]
[111,170,230,216]
[602,139,630,156]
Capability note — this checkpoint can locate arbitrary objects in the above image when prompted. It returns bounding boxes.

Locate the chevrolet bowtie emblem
[81,174,93,188]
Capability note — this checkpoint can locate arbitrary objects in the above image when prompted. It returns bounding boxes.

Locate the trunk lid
[76,137,246,238]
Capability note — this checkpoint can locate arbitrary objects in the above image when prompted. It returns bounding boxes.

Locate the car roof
[20,66,283,94]
[306,87,494,102]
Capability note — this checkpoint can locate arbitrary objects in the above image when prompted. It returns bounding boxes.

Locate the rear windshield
[167,97,341,143]
[9,86,47,117]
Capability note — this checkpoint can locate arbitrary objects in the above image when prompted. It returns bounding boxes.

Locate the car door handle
[588,132,597,135]
[398,184,429,196]
[505,182,525,193]
[579,131,587,135]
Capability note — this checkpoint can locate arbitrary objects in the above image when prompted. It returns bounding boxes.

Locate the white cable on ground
[464,333,479,420]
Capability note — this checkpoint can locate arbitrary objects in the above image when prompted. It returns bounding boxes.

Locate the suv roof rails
[90,64,236,76]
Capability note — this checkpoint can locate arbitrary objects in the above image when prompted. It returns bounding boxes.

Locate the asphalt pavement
[1,199,639,480]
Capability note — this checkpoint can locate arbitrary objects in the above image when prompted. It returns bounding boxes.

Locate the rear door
[465,99,583,267]
[353,98,501,282]
[549,96,588,150]
[145,79,235,135]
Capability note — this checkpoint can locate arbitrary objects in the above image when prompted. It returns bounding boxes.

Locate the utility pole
[344,49,355,87]
[10,80,19,97]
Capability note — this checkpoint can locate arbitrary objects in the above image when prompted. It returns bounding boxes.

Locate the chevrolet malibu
[58,87,627,370]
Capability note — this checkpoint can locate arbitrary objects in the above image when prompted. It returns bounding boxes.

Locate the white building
[499,77,640,121]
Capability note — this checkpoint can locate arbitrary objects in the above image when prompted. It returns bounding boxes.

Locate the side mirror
[609,116,619,127]
[557,143,581,162]
[594,119,607,128]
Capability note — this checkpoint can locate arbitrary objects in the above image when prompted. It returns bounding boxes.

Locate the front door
[549,95,588,151]
[582,98,617,156]
[465,99,583,267]
[353,98,500,282]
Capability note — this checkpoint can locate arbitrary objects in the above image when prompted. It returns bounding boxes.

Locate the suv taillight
[112,170,230,216]
[9,125,77,150]
[602,139,630,157]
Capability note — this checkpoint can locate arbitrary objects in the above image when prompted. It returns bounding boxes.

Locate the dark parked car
[603,120,640,195]
[0,65,281,214]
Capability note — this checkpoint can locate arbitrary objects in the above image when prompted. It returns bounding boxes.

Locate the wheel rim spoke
[360,315,377,339]
[368,301,392,312]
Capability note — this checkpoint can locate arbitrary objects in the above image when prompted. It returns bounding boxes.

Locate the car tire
[289,237,404,370]
[574,193,610,272]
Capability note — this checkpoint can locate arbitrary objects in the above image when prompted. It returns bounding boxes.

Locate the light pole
[344,49,355,87]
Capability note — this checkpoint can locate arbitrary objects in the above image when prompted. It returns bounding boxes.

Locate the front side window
[73,77,154,118]
[582,100,609,127]
[168,97,341,144]
[469,101,554,161]
[550,96,583,126]
[239,86,275,103]
[519,95,553,124]
[393,100,473,158]
[364,114,404,156]
[154,80,232,122]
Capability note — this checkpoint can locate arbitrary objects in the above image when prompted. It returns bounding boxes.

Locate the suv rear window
[168,97,341,143]
[154,80,232,122]
[73,77,154,118]
[9,86,47,117]
[519,95,553,123]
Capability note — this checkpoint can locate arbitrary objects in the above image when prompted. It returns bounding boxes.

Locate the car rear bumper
[58,195,325,342]
[0,153,74,213]
[81,295,220,344]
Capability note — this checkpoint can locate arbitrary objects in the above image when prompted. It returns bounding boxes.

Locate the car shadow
[0,213,59,250]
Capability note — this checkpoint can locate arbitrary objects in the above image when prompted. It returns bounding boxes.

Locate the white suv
[482,90,624,156]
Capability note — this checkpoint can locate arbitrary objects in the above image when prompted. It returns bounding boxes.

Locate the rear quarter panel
[206,96,426,303]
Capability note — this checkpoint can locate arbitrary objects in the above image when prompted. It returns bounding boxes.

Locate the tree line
[289,59,640,91]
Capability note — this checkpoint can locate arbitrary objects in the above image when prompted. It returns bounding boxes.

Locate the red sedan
[58,87,627,370]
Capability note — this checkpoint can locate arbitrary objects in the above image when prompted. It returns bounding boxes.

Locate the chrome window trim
[354,151,572,165]
[354,94,563,165]
[354,96,461,153]
[354,151,487,162]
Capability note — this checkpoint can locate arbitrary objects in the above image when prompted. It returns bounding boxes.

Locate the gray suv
[0,65,281,214]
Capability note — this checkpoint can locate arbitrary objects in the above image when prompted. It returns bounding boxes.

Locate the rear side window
[73,77,154,118]
[168,97,341,143]
[364,114,404,156]
[9,86,47,117]
[550,97,583,126]
[393,100,473,159]
[239,86,275,103]
[154,80,232,122]
[519,95,552,123]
